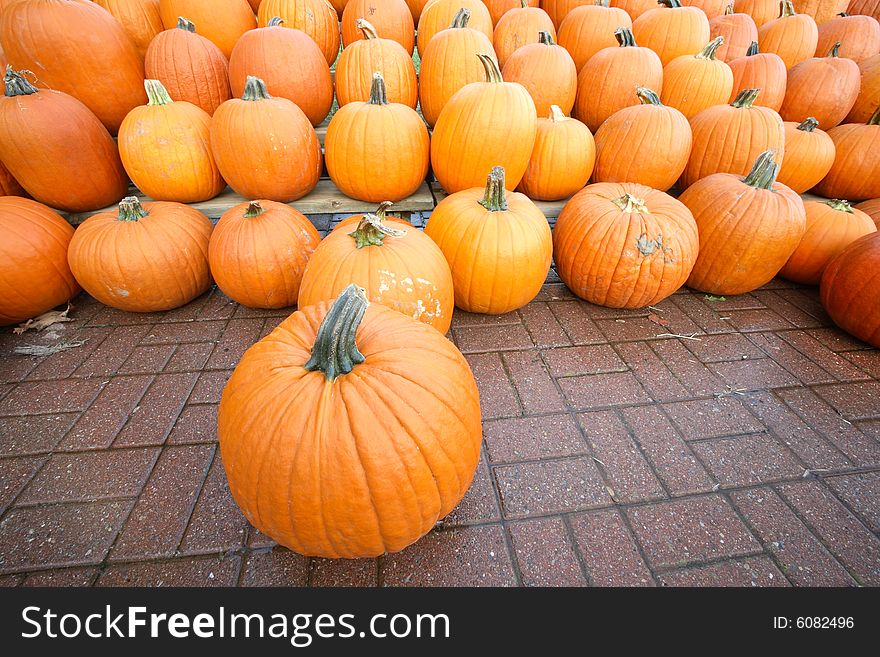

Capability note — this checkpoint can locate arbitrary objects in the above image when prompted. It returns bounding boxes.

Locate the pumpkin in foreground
[218,284,483,558]
[820,232,880,348]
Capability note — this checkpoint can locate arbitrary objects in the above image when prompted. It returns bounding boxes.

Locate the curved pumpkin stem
[244,201,265,218]
[538,31,555,46]
[779,0,795,18]
[356,18,379,39]
[743,150,779,190]
[450,7,471,29]
[636,86,663,105]
[731,88,761,108]
[369,72,388,105]
[480,167,508,212]
[595,0,610,6]
[477,53,503,83]
[615,27,638,48]
[869,106,880,126]
[519,0,527,7]
[243,76,272,101]
[303,284,368,381]
[611,193,649,214]
[4,66,38,97]
[823,199,854,213]
[725,2,733,15]
[797,117,819,132]
[548,105,567,121]
[267,16,284,27]
[349,202,406,248]
[827,41,841,57]
[746,40,759,56]
[696,36,724,60]
[144,79,173,106]
[657,0,682,8]
[176,16,195,32]
[117,196,149,222]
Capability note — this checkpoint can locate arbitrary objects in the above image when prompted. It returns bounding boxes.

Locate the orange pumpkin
[484,0,540,25]
[416,0,494,54]
[299,204,455,332]
[733,0,781,27]
[144,17,232,116]
[727,40,787,110]
[246,0,262,10]
[680,0,728,18]
[779,199,876,284]
[557,0,634,71]
[218,284,482,558]
[847,0,880,21]
[336,18,418,108]
[593,87,693,190]
[0,197,80,326]
[632,0,711,67]
[325,73,430,202]
[342,0,415,54]
[257,0,341,65]
[501,31,577,115]
[573,27,664,132]
[800,0,851,24]
[543,0,605,29]
[518,105,596,200]
[210,77,322,202]
[776,118,835,193]
[710,4,759,62]
[0,69,128,213]
[425,166,552,313]
[209,200,321,308]
[756,0,818,69]
[611,0,660,20]
[681,150,806,294]
[661,36,734,119]
[856,198,880,228]
[1,0,146,134]
[418,9,497,127]
[682,87,785,189]
[493,0,555,67]
[846,54,880,124]
[94,0,164,60]
[779,43,860,128]
[820,231,880,347]
[118,80,225,203]
[159,0,256,58]
[431,54,537,193]
[816,12,880,63]
[814,107,880,200]
[403,0,430,20]
[228,17,334,126]
[68,196,214,312]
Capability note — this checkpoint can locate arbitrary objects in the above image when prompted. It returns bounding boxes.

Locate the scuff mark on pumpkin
[636,232,676,264]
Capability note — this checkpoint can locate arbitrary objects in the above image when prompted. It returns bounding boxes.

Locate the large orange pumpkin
[210,77,322,202]
[501,31,577,116]
[335,18,418,108]
[734,0,781,27]
[218,284,482,558]
[416,0,493,54]
[779,43,861,128]
[820,231,880,347]
[257,0,341,65]
[779,199,876,285]
[299,204,455,332]
[727,40,787,110]
[0,197,80,326]
[846,54,880,124]
[814,107,880,200]
[681,150,806,295]
[681,87,786,189]
[756,0,818,70]
[518,105,596,200]
[158,0,256,58]
[493,0,555,67]
[228,17,334,126]
[661,36,734,119]
[1,0,146,134]
[144,16,231,116]
[573,27,664,132]
[632,0,711,67]
[326,73,430,202]
[553,181,699,308]
[776,117,835,193]
[432,54,537,193]
[800,0,851,24]
[342,0,415,54]
[425,166,552,313]
[816,12,880,63]
[856,198,880,227]
[484,0,540,25]
[557,0,633,71]
[68,197,214,312]
[710,4,759,62]
[593,87,692,190]
[209,200,321,309]
[94,0,164,60]
[0,69,128,213]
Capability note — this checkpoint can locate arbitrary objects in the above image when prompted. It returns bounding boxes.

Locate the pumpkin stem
[657,0,682,7]
[477,53,503,83]
[778,0,795,18]
[636,86,663,105]
[731,87,761,108]
[303,284,368,381]
[479,167,508,212]
[696,36,724,60]
[724,2,733,15]
[838,12,849,17]
[4,66,39,97]
[827,41,841,57]
[117,196,149,222]
[594,0,610,6]
[450,7,471,28]
[242,76,272,101]
[614,27,637,47]
[548,104,567,121]
[823,199,854,213]
[520,0,527,7]
[538,31,555,45]
[369,72,388,105]
[268,16,284,27]
[742,150,780,190]
[611,193,649,214]
[869,106,880,126]
[144,79,173,106]
[356,18,379,39]
[349,202,406,248]
[746,40,759,56]
[176,16,195,32]
[244,201,265,218]
[796,117,819,132]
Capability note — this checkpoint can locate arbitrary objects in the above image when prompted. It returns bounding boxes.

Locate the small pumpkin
[632,0,711,67]
[416,0,493,54]
[68,196,213,312]
[709,4,759,62]
[855,198,880,228]
[299,203,455,332]
[680,150,806,295]
[326,73,430,202]
[159,0,256,58]
[573,27,664,132]
[218,284,482,558]
[336,19,419,108]
[210,77,322,202]
[518,106,596,200]
[661,37,735,119]
[779,199,876,285]
[209,200,321,308]
[144,17,232,116]
[501,31,577,116]
[257,0,342,65]
[342,0,415,54]
[820,231,880,347]
[593,87,693,190]
[846,54,880,124]
[484,0,540,25]
[814,107,880,201]
[756,0,818,70]
[118,80,225,203]
[733,0,782,27]
[779,43,861,129]
[425,166,552,313]
[553,181,699,308]
[727,40,787,110]
[816,12,880,63]
[776,118,835,193]
[94,0,165,60]
[493,0,556,67]
[0,197,80,326]
[557,0,634,72]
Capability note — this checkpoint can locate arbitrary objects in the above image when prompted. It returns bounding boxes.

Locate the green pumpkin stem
[144,79,173,106]
[611,193,649,214]
[823,199,854,213]
[731,87,761,108]
[636,86,663,105]
[450,7,471,28]
[827,41,841,57]
[869,106,880,126]
[615,27,637,47]
[369,72,388,105]
[779,0,795,18]
[657,0,682,7]
[595,0,610,6]
[796,117,819,132]
[549,104,567,121]
[244,201,265,218]
[538,31,555,46]
[268,16,284,27]
[303,285,368,380]
[117,196,149,222]
[725,2,733,15]
[176,16,195,32]
[746,40,759,56]
[697,36,724,60]
[479,167,508,212]
[356,18,379,39]
[477,53,503,83]
[3,66,38,97]
[242,76,272,101]
[520,0,527,7]
[349,202,406,248]
[742,150,780,190]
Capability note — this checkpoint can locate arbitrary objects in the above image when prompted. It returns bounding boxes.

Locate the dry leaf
[13,340,87,356]
[14,305,74,335]
[648,313,670,327]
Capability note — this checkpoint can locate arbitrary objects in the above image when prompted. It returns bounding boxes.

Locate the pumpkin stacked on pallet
[416,0,494,53]
[342,0,415,54]
[727,41,787,110]
[632,0,711,66]
[493,0,555,67]
[779,42,861,128]
[502,31,577,115]
[756,0,818,70]
[816,11,880,63]
[660,36,734,119]
[776,117,835,193]
[709,4,759,62]
[557,0,633,71]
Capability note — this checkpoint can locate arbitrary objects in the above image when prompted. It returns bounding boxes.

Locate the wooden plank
[429,182,573,218]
